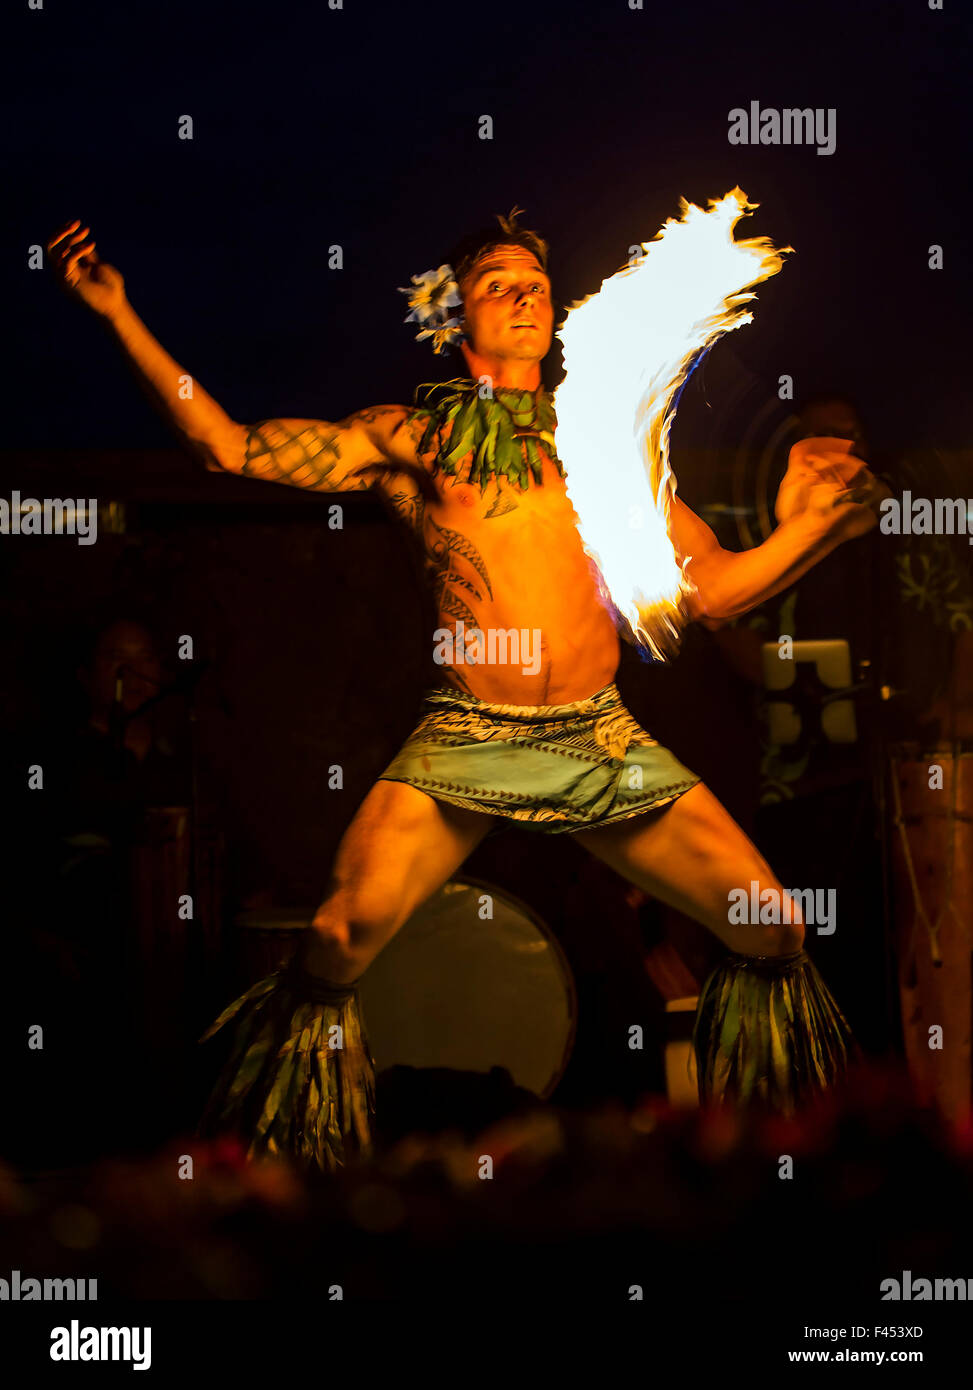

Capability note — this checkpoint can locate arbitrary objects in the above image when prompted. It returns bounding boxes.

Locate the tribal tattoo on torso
[240,410,555,694]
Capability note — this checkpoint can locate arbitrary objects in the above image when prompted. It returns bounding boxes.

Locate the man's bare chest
[430,448,576,530]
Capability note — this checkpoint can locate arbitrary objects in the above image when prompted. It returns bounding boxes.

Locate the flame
[553,188,791,659]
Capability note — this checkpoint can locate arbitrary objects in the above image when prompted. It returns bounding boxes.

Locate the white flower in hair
[399,264,464,351]
[414,317,465,355]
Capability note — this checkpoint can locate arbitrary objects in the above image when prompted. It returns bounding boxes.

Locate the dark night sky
[8,0,971,461]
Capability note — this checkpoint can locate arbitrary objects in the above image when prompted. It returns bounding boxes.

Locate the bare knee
[308,883,395,975]
[753,921,805,956]
[721,871,806,956]
[752,889,805,956]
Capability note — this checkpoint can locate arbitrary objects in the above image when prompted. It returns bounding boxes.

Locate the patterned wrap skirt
[377,680,701,832]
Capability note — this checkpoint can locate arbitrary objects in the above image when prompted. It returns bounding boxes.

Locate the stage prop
[761,638,859,748]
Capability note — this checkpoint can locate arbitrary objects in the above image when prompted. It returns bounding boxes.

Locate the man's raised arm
[47,218,411,490]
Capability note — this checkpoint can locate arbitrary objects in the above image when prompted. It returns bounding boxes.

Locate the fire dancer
[48,209,889,1169]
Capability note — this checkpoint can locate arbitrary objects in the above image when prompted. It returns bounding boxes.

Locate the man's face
[83,621,162,717]
[459,246,554,364]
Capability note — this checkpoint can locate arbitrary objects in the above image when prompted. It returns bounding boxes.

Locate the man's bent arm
[669,495,858,627]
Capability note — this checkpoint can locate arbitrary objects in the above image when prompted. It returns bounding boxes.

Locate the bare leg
[573,783,854,1109]
[301,779,498,984]
[572,782,805,952]
[199,781,497,1167]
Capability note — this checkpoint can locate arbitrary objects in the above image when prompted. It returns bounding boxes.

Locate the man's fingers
[807,453,871,497]
[46,218,83,250]
[830,464,866,491]
[60,227,92,256]
[61,243,98,285]
[56,243,94,274]
[64,241,97,272]
[50,223,94,282]
[806,448,866,472]
[806,453,848,490]
[48,221,89,253]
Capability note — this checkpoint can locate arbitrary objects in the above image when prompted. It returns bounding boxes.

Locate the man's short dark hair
[448,207,549,298]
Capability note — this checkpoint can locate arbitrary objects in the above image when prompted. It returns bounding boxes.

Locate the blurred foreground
[2,1059,971,1305]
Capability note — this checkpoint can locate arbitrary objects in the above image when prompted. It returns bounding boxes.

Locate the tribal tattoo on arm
[344,405,405,426]
[241,420,374,491]
[364,407,443,531]
[385,487,426,532]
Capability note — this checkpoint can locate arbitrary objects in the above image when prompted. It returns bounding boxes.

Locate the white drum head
[358,878,576,1099]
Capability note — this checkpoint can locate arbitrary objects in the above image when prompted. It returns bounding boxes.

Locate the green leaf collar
[412,377,564,491]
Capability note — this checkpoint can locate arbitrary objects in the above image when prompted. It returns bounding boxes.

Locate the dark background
[8,0,970,452]
[2,0,970,1155]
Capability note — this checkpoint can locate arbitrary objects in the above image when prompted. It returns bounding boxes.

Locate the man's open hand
[47,218,127,319]
[775,436,891,541]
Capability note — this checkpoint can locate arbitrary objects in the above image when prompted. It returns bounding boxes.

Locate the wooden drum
[889,743,973,1124]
